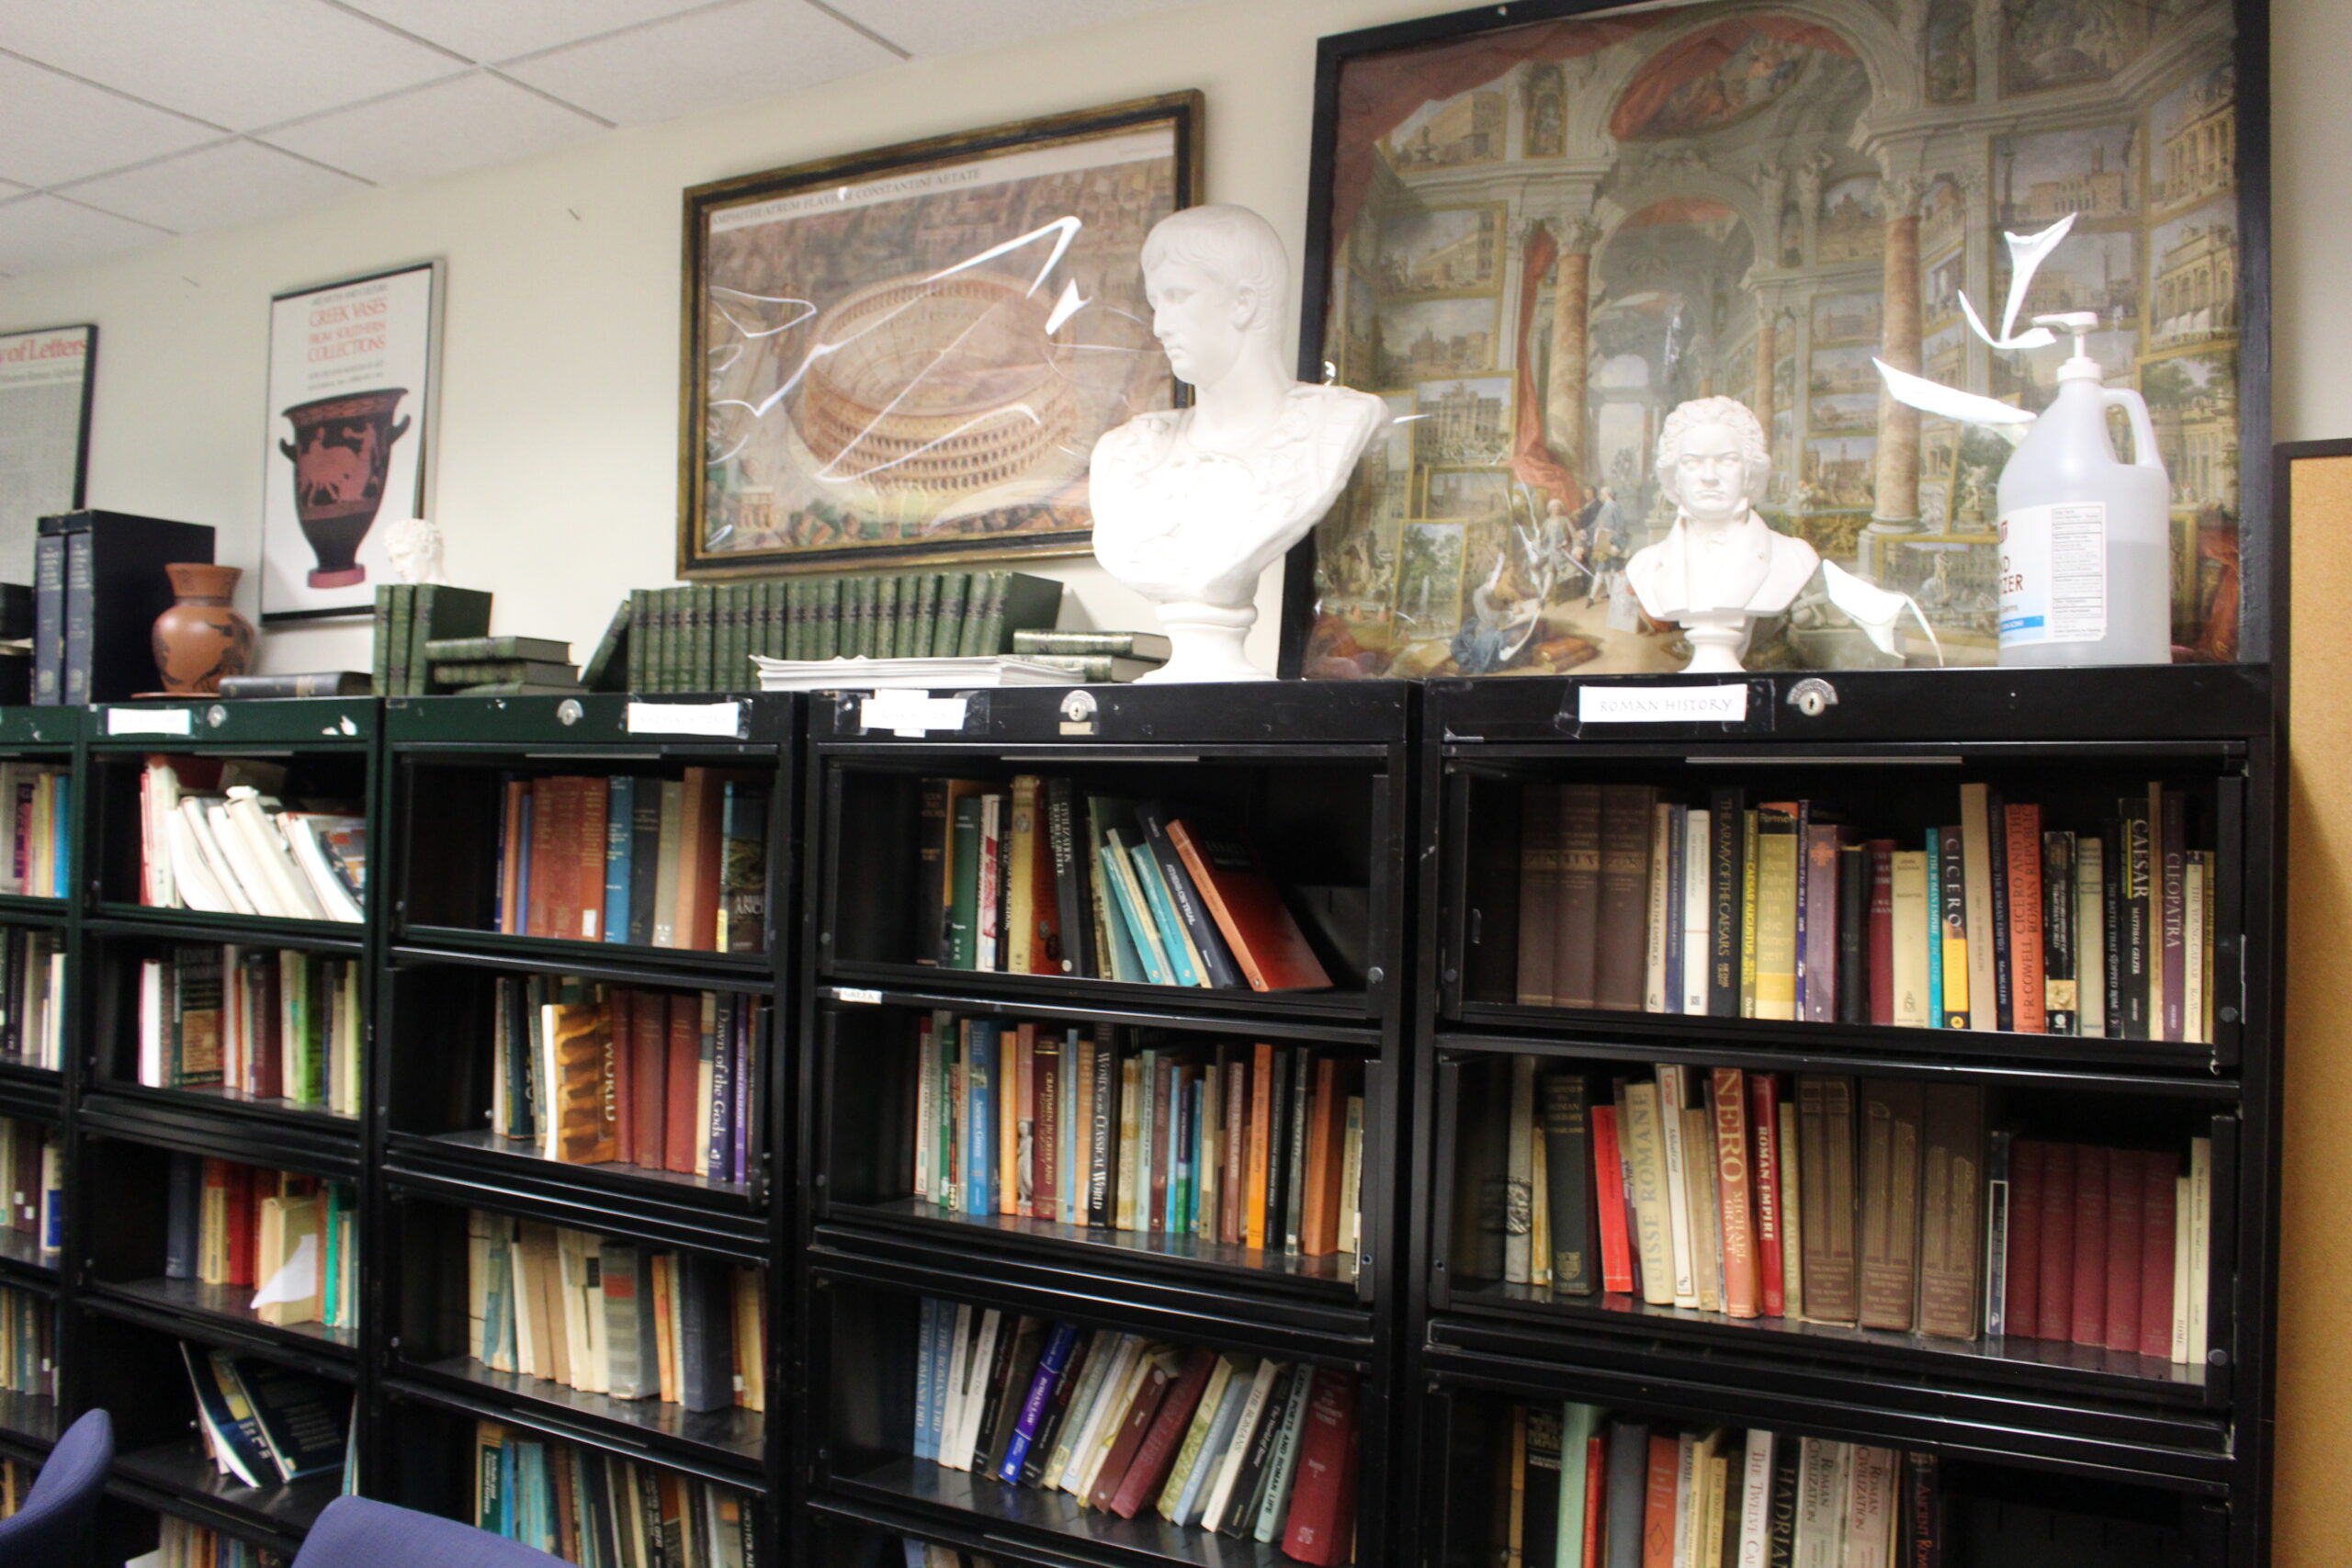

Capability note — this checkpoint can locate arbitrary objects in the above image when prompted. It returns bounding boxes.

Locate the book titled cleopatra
[915,776,1336,992]
[1510,779,2220,1045]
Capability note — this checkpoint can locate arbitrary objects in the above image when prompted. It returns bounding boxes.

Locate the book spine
[1707,789,1744,1017]
[1713,1067,1758,1319]
[2005,804,2047,1033]
[1938,824,1970,1028]
[1540,1072,1596,1294]
[62,532,92,706]
[2042,830,2077,1035]
[2160,789,2188,1042]
[31,535,63,705]
[1748,1072,1784,1318]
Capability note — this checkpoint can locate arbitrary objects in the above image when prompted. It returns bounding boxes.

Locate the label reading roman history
[1578,684,1749,725]
[1998,501,2107,646]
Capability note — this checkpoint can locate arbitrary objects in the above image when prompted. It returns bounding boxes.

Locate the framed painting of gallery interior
[1280,0,2270,679]
[679,92,1204,579]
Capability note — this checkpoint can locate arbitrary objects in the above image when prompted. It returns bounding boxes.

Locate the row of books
[917,778,1332,992]
[625,570,1061,694]
[135,946,362,1114]
[1513,780,2220,1041]
[493,771,768,954]
[0,764,68,898]
[490,977,765,1184]
[141,756,367,921]
[474,1421,756,1568]
[0,1285,51,1401]
[1495,1403,1936,1568]
[141,1517,282,1568]
[164,1156,359,1332]
[912,1017,1366,1260]
[0,1118,60,1255]
[1462,1062,2215,1361]
[372,583,492,696]
[466,1211,766,1415]
[181,1342,349,1487]
[912,1297,1359,1566]
[0,929,61,1071]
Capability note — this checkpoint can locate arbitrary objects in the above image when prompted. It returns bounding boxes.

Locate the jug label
[1997,501,2107,645]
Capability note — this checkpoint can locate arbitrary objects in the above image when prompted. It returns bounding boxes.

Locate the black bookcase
[796,681,1414,1568]
[1410,665,2281,1568]
[372,693,799,1562]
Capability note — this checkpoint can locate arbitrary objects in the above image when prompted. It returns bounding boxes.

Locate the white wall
[0,0,1464,673]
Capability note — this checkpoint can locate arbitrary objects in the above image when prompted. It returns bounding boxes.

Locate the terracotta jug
[152,564,255,694]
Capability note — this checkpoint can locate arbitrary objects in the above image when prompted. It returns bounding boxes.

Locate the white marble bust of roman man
[1625,395,1818,672]
[1091,204,1387,682]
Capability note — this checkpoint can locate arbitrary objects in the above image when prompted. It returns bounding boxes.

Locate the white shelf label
[1578,684,1749,725]
[860,691,968,737]
[107,707,193,736]
[625,700,741,738]
[834,987,883,1005]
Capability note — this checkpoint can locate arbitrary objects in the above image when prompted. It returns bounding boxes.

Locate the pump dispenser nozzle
[2030,310,2102,381]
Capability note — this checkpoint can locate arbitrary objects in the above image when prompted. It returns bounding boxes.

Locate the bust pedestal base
[1133,600,1273,683]
[1678,612,1751,674]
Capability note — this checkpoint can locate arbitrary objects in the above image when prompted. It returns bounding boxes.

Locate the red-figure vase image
[152,564,256,694]
[278,388,411,588]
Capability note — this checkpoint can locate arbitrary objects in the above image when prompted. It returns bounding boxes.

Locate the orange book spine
[1302,1056,1344,1257]
[501,779,527,933]
[1642,1434,1679,1568]
[1247,1043,1275,1249]
[674,769,726,952]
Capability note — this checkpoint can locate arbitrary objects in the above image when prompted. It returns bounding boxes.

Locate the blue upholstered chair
[0,1408,112,1564]
[289,1496,572,1568]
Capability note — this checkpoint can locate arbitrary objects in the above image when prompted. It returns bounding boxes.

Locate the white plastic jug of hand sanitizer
[1996,311,2172,667]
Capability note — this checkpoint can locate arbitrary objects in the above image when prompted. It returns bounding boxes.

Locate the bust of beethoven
[1091,205,1386,681]
[1624,397,1817,669]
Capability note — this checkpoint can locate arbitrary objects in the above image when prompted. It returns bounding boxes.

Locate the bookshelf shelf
[78,1098,361,1179]
[86,908,366,953]
[379,1379,775,1499]
[0,896,68,922]
[0,1228,55,1284]
[0,1065,62,1122]
[396,1355,767,1473]
[383,1134,763,1253]
[110,1437,342,1544]
[0,1389,58,1449]
[390,936,779,994]
[816,964,1385,1026]
[87,1278,358,1357]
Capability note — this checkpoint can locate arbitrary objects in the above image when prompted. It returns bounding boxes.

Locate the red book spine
[2036,1142,2076,1342]
[2070,1144,2109,1346]
[2005,805,2047,1033]
[1868,843,1896,1025]
[632,991,666,1170]
[526,778,560,937]
[226,1163,254,1286]
[664,994,698,1175]
[681,771,727,953]
[1712,1068,1758,1320]
[609,989,635,1162]
[1112,1347,1216,1518]
[574,778,609,941]
[2005,1140,2044,1337]
[2139,1149,2181,1359]
[1643,1434,1679,1568]
[1748,1074,1785,1317]
[1581,1435,1605,1568]
[2103,1148,2145,1353]
[1089,1357,1174,1512]
[1281,1368,1361,1565]
[1590,1105,1635,1294]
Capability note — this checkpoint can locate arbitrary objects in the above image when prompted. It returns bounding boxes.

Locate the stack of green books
[1010,629,1170,683]
[372,585,492,697]
[423,636,580,696]
[622,569,1063,694]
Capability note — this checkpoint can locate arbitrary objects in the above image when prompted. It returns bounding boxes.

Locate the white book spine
[2076,839,2106,1036]
[1655,1065,1698,1307]
[2188,1135,2212,1363]
[1737,1430,1775,1568]
[939,1303,975,1466]
[2171,1173,2193,1364]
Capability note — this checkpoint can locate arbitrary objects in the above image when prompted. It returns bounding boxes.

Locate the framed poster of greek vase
[679,92,1204,578]
[261,262,439,624]
[1281,0,2267,679]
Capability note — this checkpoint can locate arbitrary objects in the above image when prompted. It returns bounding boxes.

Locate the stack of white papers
[752,655,1083,692]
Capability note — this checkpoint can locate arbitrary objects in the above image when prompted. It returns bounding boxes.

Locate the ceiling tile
[822,0,1196,58]
[62,141,368,236]
[261,73,604,186]
[0,55,220,187]
[0,0,464,131]
[0,194,169,276]
[335,0,718,65]
[502,0,898,126]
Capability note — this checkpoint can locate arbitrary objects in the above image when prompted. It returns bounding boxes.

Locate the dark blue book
[604,777,634,946]
[164,1152,201,1279]
[181,1345,272,1487]
[707,993,734,1179]
[627,781,662,946]
[1134,800,1241,987]
[999,1320,1080,1483]
[514,788,534,930]
[677,1256,737,1413]
[228,1355,349,1482]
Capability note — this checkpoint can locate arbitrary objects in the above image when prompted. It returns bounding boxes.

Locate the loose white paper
[626,700,741,738]
[1578,684,1749,725]
[107,706,194,735]
[249,1231,320,1308]
[860,691,968,737]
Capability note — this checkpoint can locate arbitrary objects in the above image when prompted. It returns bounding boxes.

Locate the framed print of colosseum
[680,93,1203,577]
[1281,0,2265,680]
